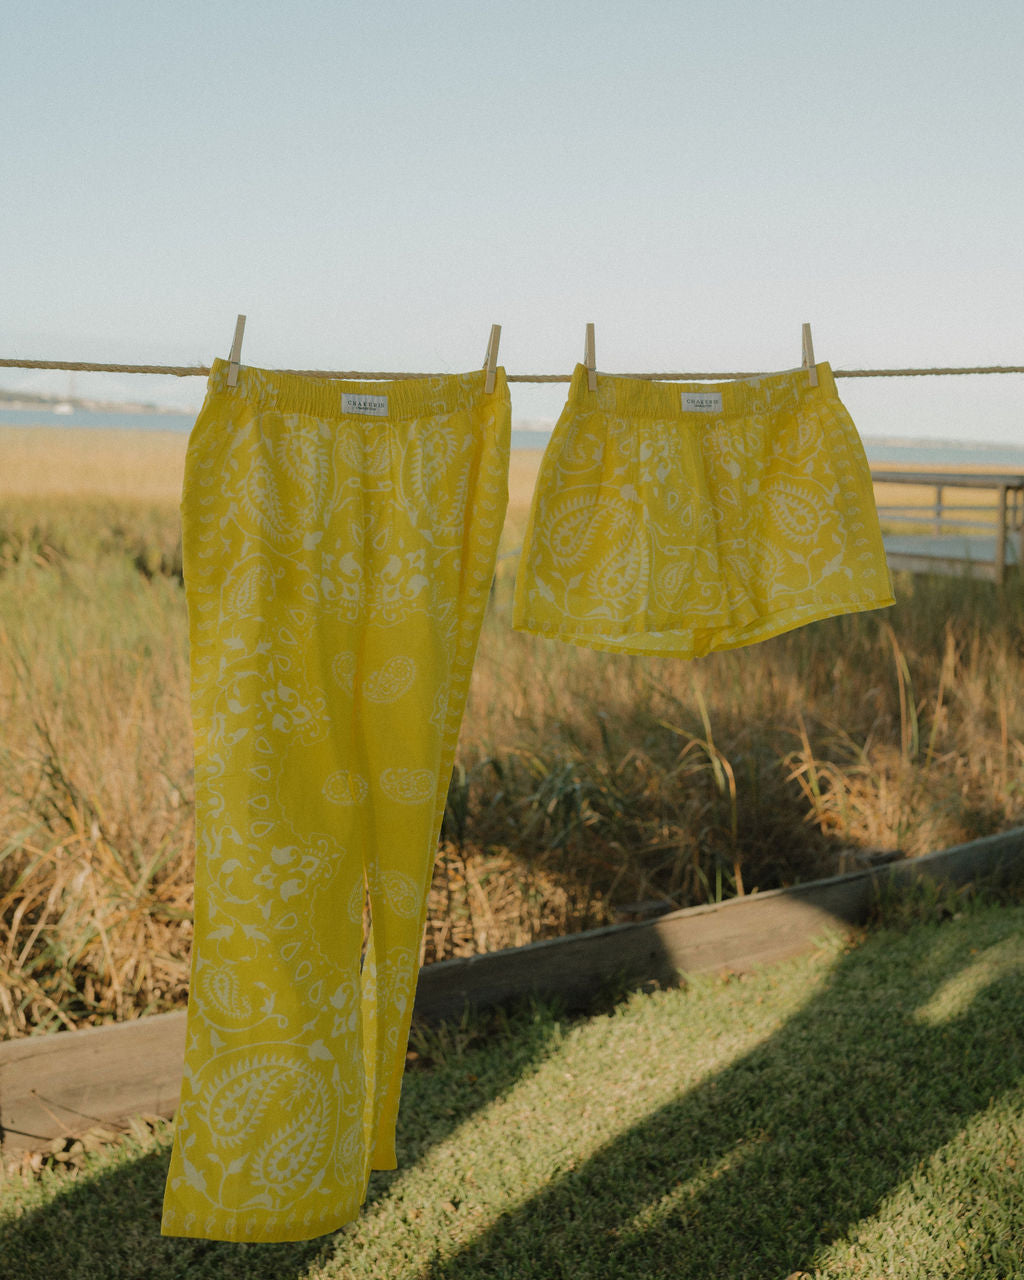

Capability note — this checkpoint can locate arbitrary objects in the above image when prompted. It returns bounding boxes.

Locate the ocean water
[859,438,1024,470]
[0,407,199,433]
[2,408,1023,469]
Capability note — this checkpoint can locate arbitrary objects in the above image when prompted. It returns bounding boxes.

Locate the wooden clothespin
[801,322,818,387]
[227,314,246,387]
[483,323,501,394]
[584,322,597,392]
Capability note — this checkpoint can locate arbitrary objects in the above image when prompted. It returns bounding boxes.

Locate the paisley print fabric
[162,359,509,1242]
[513,362,893,656]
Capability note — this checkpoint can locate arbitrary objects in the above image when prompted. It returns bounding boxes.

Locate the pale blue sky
[3,0,1022,440]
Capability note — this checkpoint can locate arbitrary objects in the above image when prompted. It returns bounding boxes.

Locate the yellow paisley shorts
[513,362,893,656]
[162,360,509,1242]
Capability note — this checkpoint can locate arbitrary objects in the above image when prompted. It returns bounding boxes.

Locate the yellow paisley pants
[162,360,509,1242]
[514,362,893,655]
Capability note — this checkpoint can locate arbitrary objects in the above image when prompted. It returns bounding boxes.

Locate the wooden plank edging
[413,825,1024,1020]
[1,826,1022,1153]
[0,1010,186,1154]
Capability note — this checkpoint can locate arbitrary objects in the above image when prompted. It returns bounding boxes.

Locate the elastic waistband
[205,358,508,421]
[567,361,838,420]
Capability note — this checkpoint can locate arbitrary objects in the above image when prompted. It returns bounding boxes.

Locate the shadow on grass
[2,902,1023,1279]
[0,999,570,1280]
[0,1145,330,1280]
[412,905,1024,1279]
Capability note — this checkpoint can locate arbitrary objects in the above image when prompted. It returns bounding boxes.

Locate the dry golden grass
[0,429,541,508]
[2,430,1024,1038]
[507,448,543,508]
[0,427,188,501]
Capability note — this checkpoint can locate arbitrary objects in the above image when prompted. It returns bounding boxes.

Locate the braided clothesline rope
[1,357,1023,381]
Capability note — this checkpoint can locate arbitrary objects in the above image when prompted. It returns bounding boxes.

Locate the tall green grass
[2,493,1024,1036]
[0,499,193,1034]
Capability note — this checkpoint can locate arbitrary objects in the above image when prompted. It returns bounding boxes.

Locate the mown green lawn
[2,891,1023,1279]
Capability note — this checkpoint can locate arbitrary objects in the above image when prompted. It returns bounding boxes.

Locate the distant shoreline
[0,395,183,416]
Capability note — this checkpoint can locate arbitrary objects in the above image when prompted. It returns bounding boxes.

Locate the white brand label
[342,392,389,417]
[680,392,724,413]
